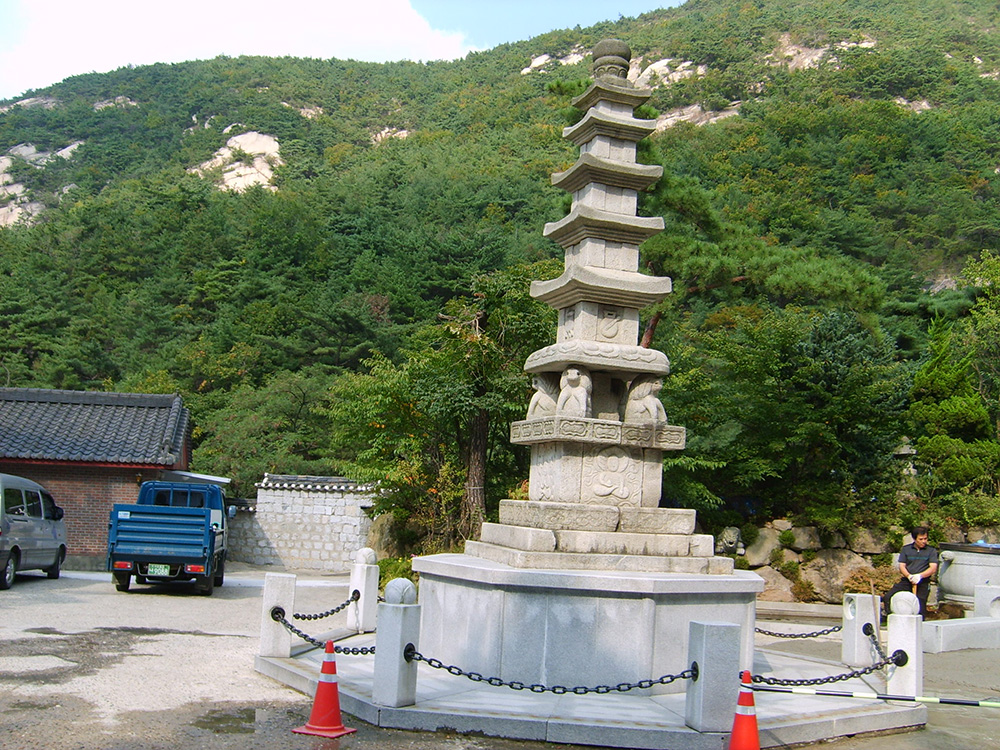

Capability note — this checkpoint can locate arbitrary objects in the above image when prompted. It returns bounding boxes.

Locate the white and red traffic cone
[292,640,357,739]
[727,670,760,750]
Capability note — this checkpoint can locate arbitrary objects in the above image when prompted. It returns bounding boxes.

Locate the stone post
[372,578,421,708]
[886,591,922,696]
[684,620,741,732]
[841,593,881,667]
[260,572,296,658]
[349,547,380,633]
[974,584,1000,618]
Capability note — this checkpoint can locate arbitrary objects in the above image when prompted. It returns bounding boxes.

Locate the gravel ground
[4,570,1000,750]
[0,570,591,750]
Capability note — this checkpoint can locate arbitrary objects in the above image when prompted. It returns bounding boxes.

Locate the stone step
[464,540,733,574]
[498,500,696,534]
[480,522,713,558]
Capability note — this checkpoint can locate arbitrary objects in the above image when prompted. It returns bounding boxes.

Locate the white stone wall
[228,475,373,571]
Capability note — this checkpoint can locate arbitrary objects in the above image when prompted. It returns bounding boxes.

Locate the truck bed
[108,504,213,561]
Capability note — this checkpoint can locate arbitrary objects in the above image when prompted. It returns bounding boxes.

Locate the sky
[0,0,681,102]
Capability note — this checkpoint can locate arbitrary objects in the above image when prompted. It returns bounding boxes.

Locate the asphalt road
[2,568,1000,750]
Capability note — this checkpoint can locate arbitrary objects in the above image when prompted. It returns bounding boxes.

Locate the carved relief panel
[580,446,643,506]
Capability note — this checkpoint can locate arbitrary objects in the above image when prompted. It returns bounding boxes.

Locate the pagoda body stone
[413,40,762,694]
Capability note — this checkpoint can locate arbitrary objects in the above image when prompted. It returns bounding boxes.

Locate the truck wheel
[45,548,64,579]
[213,559,225,587]
[197,575,214,596]
[0,552,17,590]
[114,572,131,592]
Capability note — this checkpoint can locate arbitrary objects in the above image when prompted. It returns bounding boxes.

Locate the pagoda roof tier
[562,108,658,146]
[524,340,670,376]
[543,204,664,248]
[551,152,663,193]
[572,79,652,113]
[530,265,672,309]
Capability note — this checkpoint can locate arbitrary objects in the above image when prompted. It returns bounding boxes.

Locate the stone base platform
[411,553,763,694]
[256,621,926,749]
[465,500,731,574]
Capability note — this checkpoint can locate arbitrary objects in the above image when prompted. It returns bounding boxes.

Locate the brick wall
[228,475,373,572]
[0,462,160,568]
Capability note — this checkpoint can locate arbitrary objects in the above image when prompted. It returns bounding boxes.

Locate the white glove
[909,574,921,585]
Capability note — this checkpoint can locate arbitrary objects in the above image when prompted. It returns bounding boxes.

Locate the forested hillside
[3,0,1000,549]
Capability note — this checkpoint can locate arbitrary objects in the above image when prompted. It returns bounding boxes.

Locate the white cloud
[0,0,473,100]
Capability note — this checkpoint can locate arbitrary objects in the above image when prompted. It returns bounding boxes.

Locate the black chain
[755,624,843,639]
[292,590,360,621]
[752,649,907,687]
[270,605,375,654]
[404,646,694,694]
[863,622,890,663]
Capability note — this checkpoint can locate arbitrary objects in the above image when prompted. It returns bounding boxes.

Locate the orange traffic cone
[292,640,357,739]
[727,670,760,750]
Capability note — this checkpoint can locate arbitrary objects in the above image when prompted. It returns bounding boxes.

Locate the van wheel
[113,572,131,592]
[46,549,64,579]
[0,552,17,590]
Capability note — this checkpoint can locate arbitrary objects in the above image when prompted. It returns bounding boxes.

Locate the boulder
[967,526,1000,544]
[756,565,796,602]
[745,528,781,568]
[801,549,870,604]
[789,526,821,551]
[824,530,847,548]
[941,525,966,544]
[366,513,402,560]
[771,519,793,531]
[778,548,802,564]
[847,528,894,555]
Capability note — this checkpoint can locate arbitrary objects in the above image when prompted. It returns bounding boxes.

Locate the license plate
[147,564,170,577]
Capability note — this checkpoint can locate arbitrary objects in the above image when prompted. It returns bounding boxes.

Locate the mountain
[2,0,1000,523]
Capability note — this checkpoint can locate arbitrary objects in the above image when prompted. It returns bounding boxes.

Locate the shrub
[377,556,415,590]
[778,529,796,548]
[728,554,750,570]
[740,523,760,548]
[843,566,899,595]
[791,579,818,602]
[801,549,817,563]
[769,548,785,567]
[871,552,894,568]
[778,560,800,581]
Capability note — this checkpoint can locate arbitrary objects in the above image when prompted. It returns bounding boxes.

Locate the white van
[0,473,67,589]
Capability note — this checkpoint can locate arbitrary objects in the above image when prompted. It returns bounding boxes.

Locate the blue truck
[107,481,234,595]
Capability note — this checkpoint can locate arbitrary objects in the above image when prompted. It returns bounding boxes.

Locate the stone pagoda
[463,38,728,575]
[412,40,761,692]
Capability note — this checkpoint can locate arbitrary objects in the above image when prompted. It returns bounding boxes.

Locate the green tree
[323,262,557,547]
[908,316,1000,515]
[662,306,910,529]
[192,368,335,496]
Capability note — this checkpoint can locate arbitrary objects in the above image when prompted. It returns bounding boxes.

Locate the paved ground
[1,564,999,749]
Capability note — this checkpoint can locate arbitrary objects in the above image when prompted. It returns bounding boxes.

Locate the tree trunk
[461,407,489,538]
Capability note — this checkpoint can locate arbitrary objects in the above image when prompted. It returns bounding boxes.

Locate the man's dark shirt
[898,543,939,575]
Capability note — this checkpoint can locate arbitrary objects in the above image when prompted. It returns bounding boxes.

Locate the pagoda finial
[592,39,632,84]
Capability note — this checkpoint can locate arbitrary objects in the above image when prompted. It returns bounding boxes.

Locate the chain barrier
[402,644,696,694]
[270,602,375,655]
[755,624,843,639]
[862,622,890,664]
[752,649,907,687]
[291,589,360,621]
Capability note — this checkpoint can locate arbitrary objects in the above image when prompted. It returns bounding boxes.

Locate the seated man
[885,526,939,617]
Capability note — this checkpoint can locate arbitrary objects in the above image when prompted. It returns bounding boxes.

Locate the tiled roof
[257,473,360,491]
[0,388,189,465]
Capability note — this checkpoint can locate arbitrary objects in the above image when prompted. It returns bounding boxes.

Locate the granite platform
[256,624,926,749]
